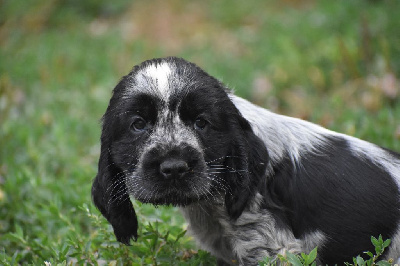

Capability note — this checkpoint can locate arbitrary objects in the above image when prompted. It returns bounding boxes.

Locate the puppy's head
[92,57,269,244]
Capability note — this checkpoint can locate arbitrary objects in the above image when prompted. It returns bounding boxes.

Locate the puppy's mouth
[124,147,220,206]
[125,170,213,206]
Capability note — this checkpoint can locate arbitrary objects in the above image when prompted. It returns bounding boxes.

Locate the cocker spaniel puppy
[92,57,400,265]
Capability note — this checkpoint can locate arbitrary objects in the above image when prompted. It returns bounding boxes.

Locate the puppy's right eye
[194,117,207,130]
[130,117,147,132]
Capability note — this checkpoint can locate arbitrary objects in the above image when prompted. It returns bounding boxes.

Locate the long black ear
[91,140,138,245]
[225,115,269,220]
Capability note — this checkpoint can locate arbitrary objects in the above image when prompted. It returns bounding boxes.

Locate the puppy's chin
[125,172,218,207]
[138,193,204,207]
[131,189,213,207]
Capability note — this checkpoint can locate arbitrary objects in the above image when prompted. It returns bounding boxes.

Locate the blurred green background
[1,0,399,264]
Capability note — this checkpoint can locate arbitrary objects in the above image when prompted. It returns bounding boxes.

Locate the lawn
[1,0,399,264]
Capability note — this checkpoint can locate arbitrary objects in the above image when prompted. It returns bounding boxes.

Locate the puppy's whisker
[106,174,130,194]
[205,155,242,165]
[206,175,229,192]
[205,156,227,164]
[106,189,129,208]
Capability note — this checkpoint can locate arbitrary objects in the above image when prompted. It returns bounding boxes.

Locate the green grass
[1,0,399,264]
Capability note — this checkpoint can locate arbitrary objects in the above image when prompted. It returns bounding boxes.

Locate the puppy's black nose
[160,159,189,179]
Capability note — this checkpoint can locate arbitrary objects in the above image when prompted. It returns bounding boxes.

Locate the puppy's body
[92,57,400,265]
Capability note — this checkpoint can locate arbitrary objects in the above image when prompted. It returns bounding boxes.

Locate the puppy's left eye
[194,117,207,130]
[130,117,147,132]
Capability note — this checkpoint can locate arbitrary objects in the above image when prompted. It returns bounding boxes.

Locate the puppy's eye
[130,117,147,132]
[194,117,207,130]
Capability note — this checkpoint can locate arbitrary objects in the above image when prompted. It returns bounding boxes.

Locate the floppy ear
[224,115,269,220]
[91,139,138,245]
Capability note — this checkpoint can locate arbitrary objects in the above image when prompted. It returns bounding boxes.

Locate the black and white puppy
[92,57,400,265]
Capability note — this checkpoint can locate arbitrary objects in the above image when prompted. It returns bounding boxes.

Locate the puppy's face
[108,58,246,206]
[92,57,268,243]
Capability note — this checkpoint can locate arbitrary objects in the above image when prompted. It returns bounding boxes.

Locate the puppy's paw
[110,209,138,245]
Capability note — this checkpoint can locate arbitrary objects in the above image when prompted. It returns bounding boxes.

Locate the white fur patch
[182,193,326,265]
[127,61,173,99]
[300,230,326,254]
[229,95,335,166]
[143,62,172,95]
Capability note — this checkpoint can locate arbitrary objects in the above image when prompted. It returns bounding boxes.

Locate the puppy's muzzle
[141,143,205,181]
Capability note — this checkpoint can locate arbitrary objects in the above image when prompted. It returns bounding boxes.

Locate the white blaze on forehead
[143,62,172,95]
